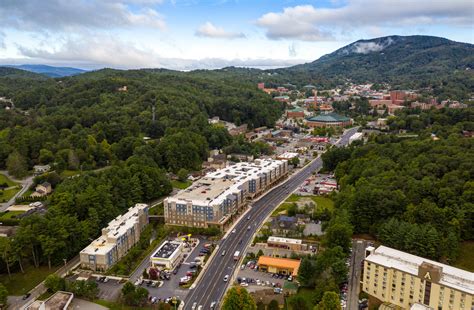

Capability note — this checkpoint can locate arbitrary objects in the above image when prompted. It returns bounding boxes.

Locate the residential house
[31,182,52,197]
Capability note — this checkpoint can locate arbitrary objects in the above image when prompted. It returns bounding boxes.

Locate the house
[271,215,298,235]
[228,124,248,136]
[202,152,227,170]
[33,164,51,175]
[286,107,305,118]
[31,182,52,197]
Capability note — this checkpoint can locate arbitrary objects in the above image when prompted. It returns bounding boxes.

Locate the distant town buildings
[362,246,474,310]
[80,203,149,271]
[286,107,305,118]
[164,159,288,229]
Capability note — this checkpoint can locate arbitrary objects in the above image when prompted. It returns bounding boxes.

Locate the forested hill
[0,67,49,79]
[260,35,474,98]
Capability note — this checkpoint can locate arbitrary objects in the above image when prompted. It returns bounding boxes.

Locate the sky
[0,0,473,70]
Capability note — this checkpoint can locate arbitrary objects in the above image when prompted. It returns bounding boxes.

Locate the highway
[184,127,359,309]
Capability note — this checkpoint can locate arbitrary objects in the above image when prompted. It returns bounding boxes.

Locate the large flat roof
[166,159,286,207]
[268,236,302,245]
[151,241,181,260]
[366,246,474,294]
[258,256,301,275]
[81,203,148,256]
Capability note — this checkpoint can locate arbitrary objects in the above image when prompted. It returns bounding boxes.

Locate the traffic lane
[186,150,334,307]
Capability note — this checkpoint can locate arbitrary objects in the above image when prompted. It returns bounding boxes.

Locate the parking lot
[235,263,289,294]
[89,236,214,303]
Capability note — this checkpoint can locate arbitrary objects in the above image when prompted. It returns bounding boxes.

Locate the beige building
[80,203,149,272]
[362,246,474,310]
[267,236,308,252]
[164,159,288,229]
[150,240,184,270]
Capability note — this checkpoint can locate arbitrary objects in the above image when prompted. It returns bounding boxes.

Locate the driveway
[0,171,34,212]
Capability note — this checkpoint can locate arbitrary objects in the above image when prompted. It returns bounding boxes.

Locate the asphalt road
[346,239,367,310]
[184,127,359,309]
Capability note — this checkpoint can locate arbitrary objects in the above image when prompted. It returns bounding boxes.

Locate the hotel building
[362,246,474,310]
[164,159,288,229]
[80,203,149,272]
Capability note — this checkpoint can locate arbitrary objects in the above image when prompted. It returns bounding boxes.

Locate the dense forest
[322,108,474,263]
[0,68,284,273]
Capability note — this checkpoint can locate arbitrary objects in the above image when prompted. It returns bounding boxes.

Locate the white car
[223,275,229,282]
[240,264,245,270]
[232,229,236,233]
[240,282,249,287]
[191,302,197,310]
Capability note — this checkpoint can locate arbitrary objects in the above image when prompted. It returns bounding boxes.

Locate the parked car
[22,293,31,300]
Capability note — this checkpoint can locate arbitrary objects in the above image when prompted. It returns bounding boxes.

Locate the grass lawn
[94,299,141,310]
[454,241,474,272]
[60,170,81,177]
[0,210,25,220]
[289,288,315,309]
[310,196,335,212]
[0,265,59,295]
[171,180,192,189]
[0,187,20,203]
[0,173,18,187]
[272,195,334,216]
[148,203,164,216]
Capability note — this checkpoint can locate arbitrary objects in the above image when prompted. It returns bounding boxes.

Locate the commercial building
[24,291,74,310]
[286,107,305,118]
[362,246,474,310]
[80,203,149,272]
[267,236,308,252]
[257,256,301,276]
[276,152,299,161]
[164,159,288,229]
[306,113,352,128]
[150,240,184,270]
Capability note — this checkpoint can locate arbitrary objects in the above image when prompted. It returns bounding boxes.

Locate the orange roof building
[257,256,301,276]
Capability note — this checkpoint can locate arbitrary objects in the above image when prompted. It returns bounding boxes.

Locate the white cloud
[256,0,474,41]
[0,0,166,32]
[14,35,303,70]
[195,22,245,39]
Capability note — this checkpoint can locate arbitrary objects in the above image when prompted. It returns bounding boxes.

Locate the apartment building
[362,246,474,310]
[80,203,149,272]
[164,159,288,229]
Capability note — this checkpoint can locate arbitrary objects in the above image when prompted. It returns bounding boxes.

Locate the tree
[222,287,257,310]
[289,157,300,168]
[39,149,54,164]
[44,274,66,293]
[298,258,315,287]
[6,150,28,178]
[288,295,308,310]
[256,301,265,310]
[268,300,279,310]
[121,281,149,306]
[0,237,13,278]
[177,168,189,182]
[0,283,7,308]
[315,291,341,310]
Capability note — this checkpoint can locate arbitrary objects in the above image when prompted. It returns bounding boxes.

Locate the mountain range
[1,35,472,98]
[273,35,474,88]
[2,64,87,78]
